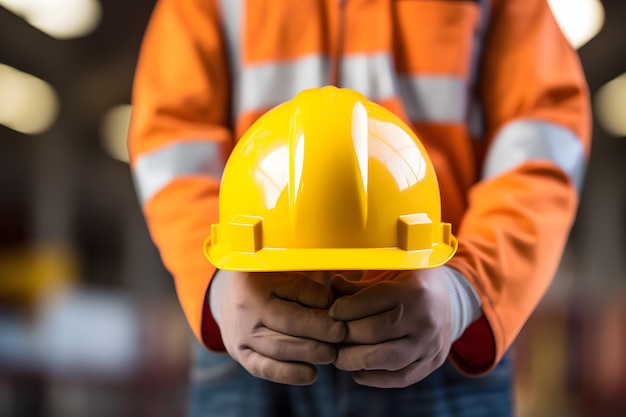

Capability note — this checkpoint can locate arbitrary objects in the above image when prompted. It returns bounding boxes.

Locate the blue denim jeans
[188,339,513,417]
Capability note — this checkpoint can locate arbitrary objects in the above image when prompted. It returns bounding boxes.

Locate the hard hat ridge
[288,87,370,243]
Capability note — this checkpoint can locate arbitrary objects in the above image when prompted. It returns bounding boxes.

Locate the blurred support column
[574,135,626,299]
[121,196,173,295]
[30,128,76,245]
[13,374,45,417]
[575,0,626,300]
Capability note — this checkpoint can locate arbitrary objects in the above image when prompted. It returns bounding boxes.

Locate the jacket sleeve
[128,0,230,351]
[446,0,591,373]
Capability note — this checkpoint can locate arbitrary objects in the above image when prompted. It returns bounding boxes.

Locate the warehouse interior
[0,1,625,416]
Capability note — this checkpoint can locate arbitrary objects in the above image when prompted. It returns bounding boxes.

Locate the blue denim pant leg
[326,354,513,417]
[187,339,339,417]
[188,338,513,417]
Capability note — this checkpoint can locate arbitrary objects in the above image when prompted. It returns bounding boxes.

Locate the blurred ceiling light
[548,0,604,49]
[0,0,101,39]
[100,104,132,163]
[0,64,59,135]
[595,73,626,137]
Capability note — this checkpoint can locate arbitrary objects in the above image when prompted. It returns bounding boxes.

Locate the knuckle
[245,354,274,381]
[335,347,361,371]
[389,304,404,325]
[349,319,378,344]
[297,341,336,365]
[312,342,338,364]
[405,360,435,387]
[395,364,424,388]
[259,362,275,381]
[327,319,347,343]
[328,299,342,319]
[434,344,449,367]
[351,371,369,386]
[399,370,417,388]
[387,345,409,370]
[278,303,302,334]
[272,339,293,359]
[240,346,319,385]
[279,362,318,385]
[270,337,337,365]
[375,344,405,371]
[361,348,384,370]
[410,274,429,293]
[292,366,318,385]
[420,308,439,332]
[290,278,308,299]
[325,290,334,309]
[308,313,346,343]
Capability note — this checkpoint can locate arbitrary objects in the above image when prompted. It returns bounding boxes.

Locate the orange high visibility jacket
[128,0,590,374]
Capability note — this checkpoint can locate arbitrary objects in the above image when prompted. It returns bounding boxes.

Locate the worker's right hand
[209,270,346,385]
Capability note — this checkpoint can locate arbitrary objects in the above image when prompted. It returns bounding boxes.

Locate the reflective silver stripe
[482,120,586,191]
[340,52,397,101]
[398,76,467,123]
[238,62,471,123]
[217,0,242,124]
[239,54,329,113]
[133,141,224,205]
[239,52,399,113]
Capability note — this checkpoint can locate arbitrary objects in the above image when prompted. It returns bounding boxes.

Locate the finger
[334,338,419,372]
[263,298,346,343]
[328,281,400,321]
[247,327,337,364]
[330,274,374,296]
[238,348,318,385]
[342,304,406,344]
[351,353,447,389]
[334,270,366,281]
[269,272,336,309]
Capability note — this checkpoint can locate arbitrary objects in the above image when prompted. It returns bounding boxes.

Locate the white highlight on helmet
[368,118,427,192]
[257,145,289,209]
[351,102,369,193]
[293,133,305,202]
[548,0,604,49]
[0,63,59,134]
[0,0,102,39]
[595,73,626,137]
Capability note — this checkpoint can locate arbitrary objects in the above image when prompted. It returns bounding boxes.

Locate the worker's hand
[211,270,346,385]
[328,269,452,388]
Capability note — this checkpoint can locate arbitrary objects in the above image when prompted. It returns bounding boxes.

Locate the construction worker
[128,0,590,416]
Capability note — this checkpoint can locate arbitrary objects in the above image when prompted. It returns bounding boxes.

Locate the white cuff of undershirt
[209,269,231,328]
[443,266,482,342]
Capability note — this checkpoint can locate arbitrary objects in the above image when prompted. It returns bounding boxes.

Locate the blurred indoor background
[0,1,624,416]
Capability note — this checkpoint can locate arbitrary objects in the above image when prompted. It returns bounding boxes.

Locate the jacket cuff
[200,270,226,351]
[449,316,497,375]
[201,300,226,351]
[445,259,500,375]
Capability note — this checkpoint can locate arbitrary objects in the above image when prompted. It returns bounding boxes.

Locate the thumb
[330,273,372,296]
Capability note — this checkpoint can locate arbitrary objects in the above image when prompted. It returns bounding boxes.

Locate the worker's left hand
[328,269,452,388]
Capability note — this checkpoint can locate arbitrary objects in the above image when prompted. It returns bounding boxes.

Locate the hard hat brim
[205,237,458,272]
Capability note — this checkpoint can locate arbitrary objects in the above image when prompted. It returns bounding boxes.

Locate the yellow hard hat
[205,86,457,271]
